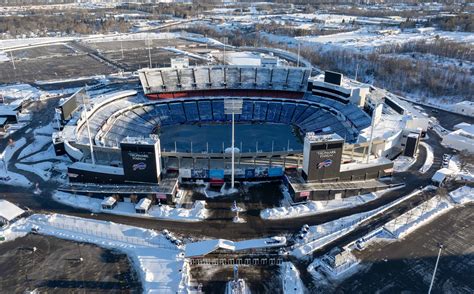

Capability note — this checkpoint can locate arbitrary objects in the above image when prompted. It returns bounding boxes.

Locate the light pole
[224,99,242,190]
[82,88,95,165]
[428,243,444,294]
[146,37,153,68]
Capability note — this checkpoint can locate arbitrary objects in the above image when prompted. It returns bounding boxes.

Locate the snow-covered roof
[453,122,471,131]
[0,106,17,116]
[101,196,116,206]
[184,237,286,258]
[431,168,454,183]
[0,200,25,222]
[453,123,474,135]
[135,198,152,210]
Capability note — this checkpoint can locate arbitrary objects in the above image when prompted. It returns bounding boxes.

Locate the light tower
[224,99,242,190]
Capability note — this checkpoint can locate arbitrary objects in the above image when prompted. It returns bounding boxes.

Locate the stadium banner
[209,169,225,179]
[191,169,209,179]
[245,168,255,178]
[255,167,269,177]
[268,166,284,177]
[235,168,245,177]
[179,168,192,178]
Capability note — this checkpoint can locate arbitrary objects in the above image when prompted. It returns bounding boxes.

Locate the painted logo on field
[317,159,332,169]
[133,162,147,171]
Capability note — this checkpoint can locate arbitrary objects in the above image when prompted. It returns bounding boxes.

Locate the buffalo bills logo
[132,162,147,171]
[317,159,332,169]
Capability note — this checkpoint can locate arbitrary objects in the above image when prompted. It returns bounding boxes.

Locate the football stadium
[53,62,428,203]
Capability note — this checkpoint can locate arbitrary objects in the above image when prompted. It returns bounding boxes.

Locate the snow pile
[448,155,474,182]
[261,193,377,220]
[291,211,372,258]
[419,142,434,174]
[3,213,188,293]
[53,191,209,222]
[291,187,432,257]
[281,262,304,294]
[0,84,42,104]
[384,196,453,239]
[449,186,474,204]
[393,156,416,172]
[0,51,9,62]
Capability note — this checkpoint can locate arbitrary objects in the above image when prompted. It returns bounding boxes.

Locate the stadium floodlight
[224,99,243,190]
[82,88,96,165]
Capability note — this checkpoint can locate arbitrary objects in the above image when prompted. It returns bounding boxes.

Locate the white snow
[281,262,305,294]
[0,213,188,293]
[0,200,25,222]
[53,191,209,222]
[291,187,434,258]
[20,144,58,163]
[1,137,26,163]
[419,142,434,174]
[261,193,378,220]
[15,162,52,181]
[0,84,42,103]
[296,28,474,53]
[0,137,33,187]
[17,135,51,160]
[393,156,416,172]
[449,186,474,204]
[384,196,453,239]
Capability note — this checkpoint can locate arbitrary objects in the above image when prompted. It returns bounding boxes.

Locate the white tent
[0,200,25,224]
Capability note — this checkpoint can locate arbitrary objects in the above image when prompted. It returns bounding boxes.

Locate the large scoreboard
[120,138,161,184]
[302,133,344,182]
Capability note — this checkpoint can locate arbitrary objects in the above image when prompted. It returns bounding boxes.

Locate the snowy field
[296,28,474,52]
[0,214,189,293]
[53,191,209,222]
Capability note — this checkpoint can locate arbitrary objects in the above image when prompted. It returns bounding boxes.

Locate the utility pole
[297,42,300,67]
[355,63,359,81]
[10,51,15,70]
[222,37,228,65]
[146,37,152,68]
[120,39,124,60]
